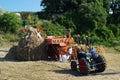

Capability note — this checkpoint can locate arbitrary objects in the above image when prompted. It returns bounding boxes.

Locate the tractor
[70,47,106,75]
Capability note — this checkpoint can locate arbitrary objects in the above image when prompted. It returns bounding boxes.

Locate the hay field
[0,43,120,80]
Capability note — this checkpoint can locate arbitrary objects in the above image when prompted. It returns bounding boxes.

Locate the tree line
[39,0,120,46]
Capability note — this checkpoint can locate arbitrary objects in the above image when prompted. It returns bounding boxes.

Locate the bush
[108,24,120,37]
[42,21,66,36]
[0,12,22,33]
[15,27,25,38]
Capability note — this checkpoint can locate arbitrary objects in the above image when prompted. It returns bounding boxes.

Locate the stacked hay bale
[15,27,48,61]
[95,46,106,57]
[78,45,106,57]
[75,44,90,52]
[72,44,106,58]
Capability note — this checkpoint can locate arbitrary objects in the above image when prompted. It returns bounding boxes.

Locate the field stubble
[0,43,120,80]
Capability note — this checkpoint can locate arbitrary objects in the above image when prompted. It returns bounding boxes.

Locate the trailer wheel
[71,61,77,70]
[95,54,106,72]
[79,58,90,75]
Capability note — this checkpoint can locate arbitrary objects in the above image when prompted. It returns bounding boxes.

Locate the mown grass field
[0,43,120,80]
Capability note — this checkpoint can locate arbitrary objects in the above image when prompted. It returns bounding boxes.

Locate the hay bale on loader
[16,27,48,61]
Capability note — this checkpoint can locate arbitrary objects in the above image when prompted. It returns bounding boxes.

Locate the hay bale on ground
[8,27,48,61]
[5,46,18,61]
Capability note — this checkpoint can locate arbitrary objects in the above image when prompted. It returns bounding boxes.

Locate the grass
[114,46,120,52]
[0,33,19,42]
[0,47,120,80]
[111,40,120,52]
[0,61,70,80]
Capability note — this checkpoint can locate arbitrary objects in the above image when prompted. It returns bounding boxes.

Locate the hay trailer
[45,36,74,61]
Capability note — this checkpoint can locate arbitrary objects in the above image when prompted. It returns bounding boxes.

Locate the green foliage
[56,11,76,32]
[37,0,119,46]
[108,24,120,37]
[116,0,120,3]
[95,26,114,40]
[111,40,120,52]
[103,0,110,10]
[36,20,43,27]
[42,21,66,36]
[40,0,120,46]
[41,0,79,15]
[0,33,19,42]
[15,27,25,38]
[0,12,22,33]
[91,35,101,45]
[28,13,40,24]
[79,1,107,28]
[37,11,48,19]
[109,0,120,25]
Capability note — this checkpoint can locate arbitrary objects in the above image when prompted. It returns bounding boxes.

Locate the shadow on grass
[0,57,4,61]
[52,69,82,76]
[0,46,18,62]
[0,57,18,62]
[53,69,120,76]
[0,50,8,53]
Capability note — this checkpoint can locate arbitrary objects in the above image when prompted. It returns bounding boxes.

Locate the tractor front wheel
[94,54,106,72]
[71,61,77,70]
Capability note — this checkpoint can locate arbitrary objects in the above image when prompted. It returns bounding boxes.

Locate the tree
[0,12,22,33]
[41,0,63,14]
[57,0,108,33]
[103,0,110,10]
[41,0,81,15]
[116,0,120,2]
[109,0,120,25]
[40,0,118,44]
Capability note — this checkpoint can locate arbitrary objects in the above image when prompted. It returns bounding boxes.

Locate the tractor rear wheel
[79,58,90,75]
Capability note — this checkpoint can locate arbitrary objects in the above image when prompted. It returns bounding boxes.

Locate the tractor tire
[79,58,90,75]
[94,54,106,72]
[71,61,77,70]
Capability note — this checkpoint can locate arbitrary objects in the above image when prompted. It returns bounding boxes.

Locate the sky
[0,0,43,12]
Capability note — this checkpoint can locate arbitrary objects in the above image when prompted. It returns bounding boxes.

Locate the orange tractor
[45,36,76,61]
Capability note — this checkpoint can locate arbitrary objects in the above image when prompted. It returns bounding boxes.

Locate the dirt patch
[0,42,17,48]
